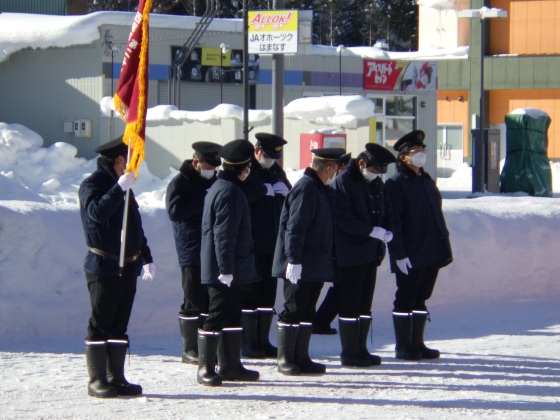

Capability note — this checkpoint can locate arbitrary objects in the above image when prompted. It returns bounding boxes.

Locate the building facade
[425,0,560,178]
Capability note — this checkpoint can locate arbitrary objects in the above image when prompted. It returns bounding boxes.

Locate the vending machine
[299,132,346,169]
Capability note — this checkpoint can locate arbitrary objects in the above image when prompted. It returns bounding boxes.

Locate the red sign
[363,60,404,91]
[363,59,437,91]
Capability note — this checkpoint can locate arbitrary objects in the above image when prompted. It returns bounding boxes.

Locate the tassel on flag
[114,0,153,177]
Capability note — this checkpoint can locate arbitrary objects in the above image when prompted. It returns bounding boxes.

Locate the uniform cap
[364,143,397,173]
[338,153,352,167]
[219,139,255,165]
[255,132,287,159]
[94,136,128,159]
[311,148,346,162]
[192,141,222,167]
[393,130,426,152]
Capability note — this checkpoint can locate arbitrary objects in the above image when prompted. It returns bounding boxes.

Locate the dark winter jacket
[245,157,292,255]
[166,160,215,267]
[272,167,336,283]
[384,166,453,271]
[332,158,392,267]
[200,169,260,286]
[79,158,152,277]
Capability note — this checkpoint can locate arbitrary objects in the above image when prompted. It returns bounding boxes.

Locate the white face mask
[362,168,380,182]
[259,157,275,169]
[325,169,336,186]
[199,168,215,180]
[411,151,427,168]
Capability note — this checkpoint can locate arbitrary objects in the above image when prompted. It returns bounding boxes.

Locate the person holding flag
[79,137,155,398]
[78,0,155,399]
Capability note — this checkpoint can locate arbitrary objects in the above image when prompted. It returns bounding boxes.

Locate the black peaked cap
[364,143,397,173]
[219,139,255,165]
[94,136,128,159]
[393,130,426,152]
[255,132,287,159]
[338,152,352,167]
[311,148,346,162]
[192,141,222,167]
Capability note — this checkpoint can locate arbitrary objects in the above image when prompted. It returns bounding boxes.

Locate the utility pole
[272,0,285,139]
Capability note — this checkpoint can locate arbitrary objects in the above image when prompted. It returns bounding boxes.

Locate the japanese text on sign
[248,10,298,54]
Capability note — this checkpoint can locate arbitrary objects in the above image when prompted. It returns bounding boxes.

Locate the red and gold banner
[114,0,152,176]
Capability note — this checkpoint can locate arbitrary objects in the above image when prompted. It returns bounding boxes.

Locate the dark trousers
[242,253,278,309]
[180,266,209,316]
[203,283,253,331]
[313,283,340,327]
[393,265,440,313]
[279,280,323,324]
[85,272,137,341]
[338,262,377,318]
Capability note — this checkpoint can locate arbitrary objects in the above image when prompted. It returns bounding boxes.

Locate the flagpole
[118,144,133,275]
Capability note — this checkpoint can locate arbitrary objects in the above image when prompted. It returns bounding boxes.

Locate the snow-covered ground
[1,123,559,419]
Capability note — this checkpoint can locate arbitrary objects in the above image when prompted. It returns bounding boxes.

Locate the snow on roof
[102,94,376,126]
[0,11,243,63]
[0,11,469,64]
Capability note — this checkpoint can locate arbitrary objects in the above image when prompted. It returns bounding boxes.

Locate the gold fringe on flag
[114,0,152,178]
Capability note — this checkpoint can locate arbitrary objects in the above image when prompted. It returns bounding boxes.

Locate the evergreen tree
[88,0,418,50]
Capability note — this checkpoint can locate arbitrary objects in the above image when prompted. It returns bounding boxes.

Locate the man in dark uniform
[312,152,351,335]
[198,139,261,387]
[166,141,222,365]
[385,130,453,361]
[332,144,396,367]
[242,132,291,359]
[79,137,154,398]
[272,147,345,376]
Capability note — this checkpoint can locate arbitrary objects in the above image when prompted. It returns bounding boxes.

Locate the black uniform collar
[304,167,327,186]
[345,158,364,181]
[217,168,248,192]
[398,165,431,180]
[96,156,119,181]
[179,159,195,176]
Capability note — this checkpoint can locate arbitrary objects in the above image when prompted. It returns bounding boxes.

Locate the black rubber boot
[412,311,440,359]
[393,313,422,360]
[179,314,199,364]
[197,330,222,387]
[257,308,278,358]
[277,323,301,376]
[359,315,382,366]
[217,327,260,381]
[241,310,266,359]
[295,323,326,374]
[106,339,142,396]
[85,341,118,398]
[339,318,371,367]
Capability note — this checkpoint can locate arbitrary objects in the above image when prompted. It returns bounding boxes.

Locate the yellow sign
[249,10,298,31]
[201,48,231,67]
[248,10,298,54]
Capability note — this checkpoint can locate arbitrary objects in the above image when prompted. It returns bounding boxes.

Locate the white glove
[286,263,302,284]
[272,181,290,196]
[118,172,136,191]
[396,258,412,275]
[384,231,394,243]
[264,183,275,196]
[141,263,156,281]
[370,226,387,241]
[218,274,234,287]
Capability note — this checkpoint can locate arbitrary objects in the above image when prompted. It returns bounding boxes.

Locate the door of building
[437,124,463,177]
